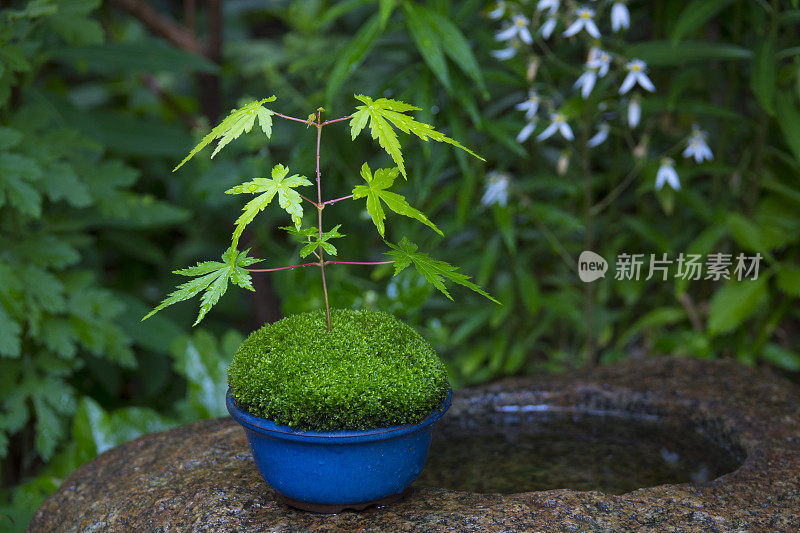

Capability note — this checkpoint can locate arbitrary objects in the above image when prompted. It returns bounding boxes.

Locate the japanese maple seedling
[144,95,496,329]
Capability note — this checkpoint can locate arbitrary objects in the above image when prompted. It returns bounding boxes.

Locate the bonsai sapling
[143,95,496,430]
[143,94,494,328]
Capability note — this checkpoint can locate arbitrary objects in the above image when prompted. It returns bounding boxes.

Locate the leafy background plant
[1,0,800,529]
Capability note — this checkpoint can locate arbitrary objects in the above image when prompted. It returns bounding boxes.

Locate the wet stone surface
[30,358,800,532]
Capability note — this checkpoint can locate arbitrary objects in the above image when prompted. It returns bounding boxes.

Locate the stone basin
[29,358,800,532]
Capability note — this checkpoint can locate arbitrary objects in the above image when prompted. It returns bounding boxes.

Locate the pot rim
[226,388,452,444]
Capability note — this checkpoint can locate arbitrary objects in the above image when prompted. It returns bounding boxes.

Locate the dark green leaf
[325,14,382,103]
[628,41,751,67]
[776,265,800,297]
[760,343,800,371]
[403,1,451,91]
[775,91,800,165]
[386,237,497,303]
[670,0,736,44]
[750,37,776,115]
[53,42,218,74]
[0,306,21,358]
[708,275,769,336]
[416,4,486,92]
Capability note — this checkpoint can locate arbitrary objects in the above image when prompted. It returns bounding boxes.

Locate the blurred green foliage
[1,0,799,529]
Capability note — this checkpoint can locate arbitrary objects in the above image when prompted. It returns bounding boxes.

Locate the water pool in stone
[415,410,743,495]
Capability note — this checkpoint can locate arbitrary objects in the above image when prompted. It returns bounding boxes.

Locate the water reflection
[417,409,742,494]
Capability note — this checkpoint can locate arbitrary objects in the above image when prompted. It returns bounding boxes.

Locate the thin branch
[184,0,196,34]
[590,162,643,216]
[677,292,703,332]
[273,111,312,125]
[140,74,200,129]
[315,111,331,331]
[325,260,395,266]
[111,0,201,54]
[298,193,318,207]
[248,262,319,273]
[321,115,353,126]
[323,194,353,206]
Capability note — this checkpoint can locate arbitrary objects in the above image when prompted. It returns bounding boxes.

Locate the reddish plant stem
[298,193,317,206]
[273,112,352,127]
[321,115,353,126]
[266,111,359,331]
[325,260,394,266]
[314,111,332,332]
[323,194,353,206]
[248,260,393,272]
[248,262,319,273]
[272,111,312,125]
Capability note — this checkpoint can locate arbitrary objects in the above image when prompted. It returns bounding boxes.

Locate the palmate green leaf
[352,163,442,237]
[349,94,483,178]
[294,225,345,258]
[173,96,276,171]
[142,247,262,326]
[386,237,498,303]
[226,163,312,248]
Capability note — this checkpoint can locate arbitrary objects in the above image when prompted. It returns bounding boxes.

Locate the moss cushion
[227,308,449,430]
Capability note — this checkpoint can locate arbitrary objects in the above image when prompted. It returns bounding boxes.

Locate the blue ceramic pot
[226,389,452,510]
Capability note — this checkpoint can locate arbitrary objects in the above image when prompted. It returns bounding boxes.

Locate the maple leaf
[349,94,484,178]
[226,163,312,248]
[142,248,262,325]
[352,163,442,237]
[174,96,276,171]
[385,238,498,303]
[283,225,346,258]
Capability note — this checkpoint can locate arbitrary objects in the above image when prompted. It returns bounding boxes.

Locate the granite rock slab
[29,358,800,532]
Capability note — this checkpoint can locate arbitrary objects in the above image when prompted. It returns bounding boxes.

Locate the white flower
[488,1,506,19]
[587,47,611,77]
[537,0,560,14]
[574,70,597,99]
[587,123,610,147]
[515,90,540,120]
[557,152,570,175]
[682,125,713,163]
[537,112,574,141]
[628,95,641,128]
[620,59,655,94]
[482,172,511,206]
[496,15,532,45]
[564,7,601,39]
[516,119,538,142]
[656,158,680,190]
[491,40,521,60]
[611,3,630,32]
[540,16,558,39]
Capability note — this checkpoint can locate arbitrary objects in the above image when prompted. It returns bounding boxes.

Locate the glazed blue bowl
[226,389,452,510]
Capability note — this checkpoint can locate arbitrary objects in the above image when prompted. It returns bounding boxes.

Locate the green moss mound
[227,309,449,431]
